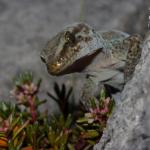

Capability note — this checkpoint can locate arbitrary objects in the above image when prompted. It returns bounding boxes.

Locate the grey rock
[94,35,150,150]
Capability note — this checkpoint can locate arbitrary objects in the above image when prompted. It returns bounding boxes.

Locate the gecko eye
[64,31,75,43]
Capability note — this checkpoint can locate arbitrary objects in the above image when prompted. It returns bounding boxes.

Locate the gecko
[40,23,142,103]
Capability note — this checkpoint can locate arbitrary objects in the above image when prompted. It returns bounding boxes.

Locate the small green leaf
[82,130,99,139]
[75,124,85,132]
[64,114,72,128]
[99,87,106,100]
[76,117,88,123]
[67,143,75,150]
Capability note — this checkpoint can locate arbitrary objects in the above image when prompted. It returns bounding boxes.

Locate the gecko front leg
[81,69,123,107]
[81,74,104,108]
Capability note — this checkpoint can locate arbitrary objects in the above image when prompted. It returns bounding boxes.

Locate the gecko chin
[46,48,101,76]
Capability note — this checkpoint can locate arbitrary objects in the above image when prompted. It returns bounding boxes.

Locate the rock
[94,34,150,150]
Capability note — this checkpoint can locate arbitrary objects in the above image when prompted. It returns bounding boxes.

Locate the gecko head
[40,23,103,75]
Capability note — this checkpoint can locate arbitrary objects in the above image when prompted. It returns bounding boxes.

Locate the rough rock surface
[94,35,150,150]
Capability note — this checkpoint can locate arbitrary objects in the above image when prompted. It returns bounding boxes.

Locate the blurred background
[0,0,149,112]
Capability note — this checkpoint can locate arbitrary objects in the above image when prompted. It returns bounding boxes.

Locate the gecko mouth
[46,48,102,76]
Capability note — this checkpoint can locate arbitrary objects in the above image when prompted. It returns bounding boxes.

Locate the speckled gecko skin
[40,23,142,102]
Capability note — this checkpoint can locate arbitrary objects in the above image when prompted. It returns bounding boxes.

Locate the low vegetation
[0,72,114,150]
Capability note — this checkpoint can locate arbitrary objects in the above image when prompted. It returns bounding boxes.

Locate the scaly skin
[40,23,142,102]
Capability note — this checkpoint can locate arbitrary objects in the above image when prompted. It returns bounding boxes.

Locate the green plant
[71,88,115,150]
[0,71,115,150]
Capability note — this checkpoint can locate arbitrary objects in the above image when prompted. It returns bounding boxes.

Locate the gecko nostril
[40,55,46,63]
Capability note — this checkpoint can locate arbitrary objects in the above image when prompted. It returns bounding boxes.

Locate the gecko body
[40,23,142,101]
